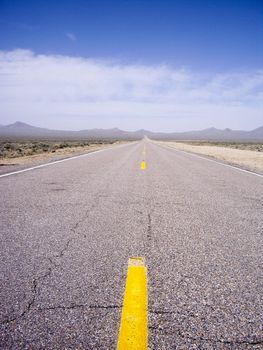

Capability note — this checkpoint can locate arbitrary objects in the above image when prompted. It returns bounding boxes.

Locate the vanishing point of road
[1,139,262,349]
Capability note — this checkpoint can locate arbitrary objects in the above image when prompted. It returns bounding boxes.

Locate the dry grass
[158,141,263,174]
[0,140,118,166]
[0,140,115,159]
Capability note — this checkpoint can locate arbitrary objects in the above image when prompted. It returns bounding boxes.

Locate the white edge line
[156,142,263,179]
[0,143,134,179]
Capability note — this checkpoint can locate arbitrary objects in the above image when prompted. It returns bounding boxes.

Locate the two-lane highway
[1,140,262,349]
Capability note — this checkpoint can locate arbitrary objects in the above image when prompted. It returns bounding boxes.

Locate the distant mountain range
[0,121,263,141]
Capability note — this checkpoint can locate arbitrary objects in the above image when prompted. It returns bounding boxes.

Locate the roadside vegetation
[0,140,115,159]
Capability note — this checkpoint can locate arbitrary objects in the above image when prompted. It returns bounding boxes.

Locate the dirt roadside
[157,141,263,175]
[0,142,126,175]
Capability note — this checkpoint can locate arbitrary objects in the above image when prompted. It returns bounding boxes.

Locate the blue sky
[0,0,262,131]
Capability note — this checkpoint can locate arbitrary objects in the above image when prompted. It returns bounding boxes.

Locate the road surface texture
[1,139,262,349]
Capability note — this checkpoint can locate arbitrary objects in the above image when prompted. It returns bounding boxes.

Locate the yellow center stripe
[117,257,148,350]
[141,161,146,170]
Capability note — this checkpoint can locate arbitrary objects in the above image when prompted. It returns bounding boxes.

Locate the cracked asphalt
[0,139,263,349]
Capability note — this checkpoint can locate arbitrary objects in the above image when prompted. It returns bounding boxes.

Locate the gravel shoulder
[157,141,263,174]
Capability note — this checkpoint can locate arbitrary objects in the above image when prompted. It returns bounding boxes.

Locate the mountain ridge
[0,122,262,140]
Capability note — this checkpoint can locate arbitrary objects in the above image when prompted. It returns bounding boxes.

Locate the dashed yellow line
[117,257,148,350]
[141,161,146,170]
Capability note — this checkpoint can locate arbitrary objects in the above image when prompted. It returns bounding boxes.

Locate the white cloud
[0,49,262,131]
[66,32,76,41]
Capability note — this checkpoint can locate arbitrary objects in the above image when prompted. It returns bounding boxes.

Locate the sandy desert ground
[158,141,263,174]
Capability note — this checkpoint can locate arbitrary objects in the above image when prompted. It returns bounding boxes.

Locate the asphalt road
[0,139,262,349]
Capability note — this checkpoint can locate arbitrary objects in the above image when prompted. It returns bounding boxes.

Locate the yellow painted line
[141,161,146,170]
[117,257,148,350]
